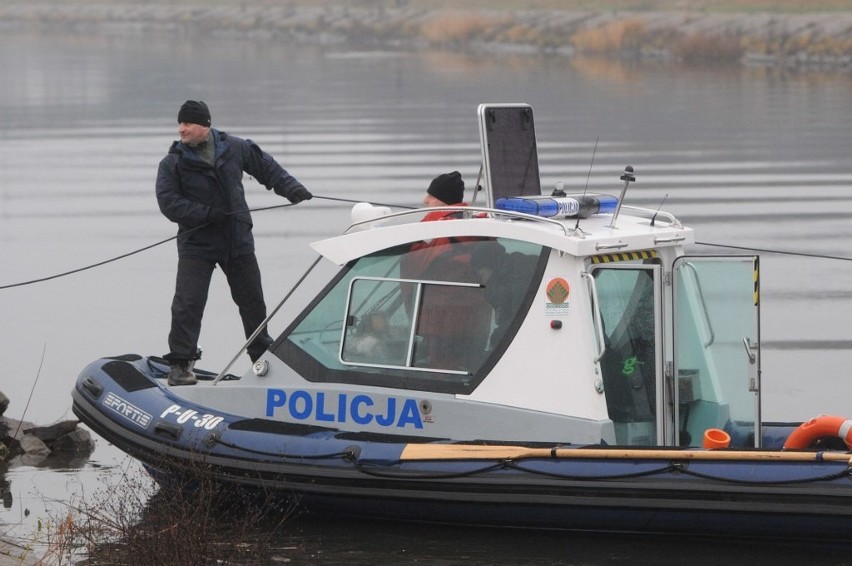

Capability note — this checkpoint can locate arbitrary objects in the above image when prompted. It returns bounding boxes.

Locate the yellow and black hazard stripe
[591,250,658,264]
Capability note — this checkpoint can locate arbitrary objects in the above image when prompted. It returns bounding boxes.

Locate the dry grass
[11,0,852,12]
[419,12,509,46]
[3,0,850,66]
[34,459,295,565]
[402,0,852,11]
[571,19,651,54]
[408,7,852,65]
[674,32,746,63]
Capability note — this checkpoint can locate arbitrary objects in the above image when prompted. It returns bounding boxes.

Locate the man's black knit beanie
[177,100,211,127]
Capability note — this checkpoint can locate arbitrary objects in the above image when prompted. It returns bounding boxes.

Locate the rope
[349,452,852,485]
[695,241,852,262]
[0,196,408,291]
[509,460,677,481]
[211,436,352,461]
[676,463,852,486]
[3,197,850,290]
[315,195,415,210]
[352,459,507,480]
[0,231,187,290]
[200,437,852,486]
[0,214,224,290]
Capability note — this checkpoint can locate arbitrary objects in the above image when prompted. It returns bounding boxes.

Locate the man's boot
[167,360,197,386]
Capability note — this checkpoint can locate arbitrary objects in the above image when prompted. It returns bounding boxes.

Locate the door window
[593,266,660,446]
[673,256,760,447]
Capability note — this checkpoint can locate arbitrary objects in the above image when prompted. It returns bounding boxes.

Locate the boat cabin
[214,104,762,450]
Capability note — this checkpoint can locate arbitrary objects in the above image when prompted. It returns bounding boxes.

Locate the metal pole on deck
[608,165,635,229]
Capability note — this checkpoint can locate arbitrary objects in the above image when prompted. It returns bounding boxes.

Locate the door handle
[742,337,756,364]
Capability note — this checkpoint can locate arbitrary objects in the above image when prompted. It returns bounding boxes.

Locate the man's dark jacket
[156,128,305,261]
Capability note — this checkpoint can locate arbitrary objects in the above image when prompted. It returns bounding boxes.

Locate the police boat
[72,104,852,542]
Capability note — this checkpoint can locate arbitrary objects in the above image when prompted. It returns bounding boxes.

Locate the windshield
[273,237,547,394]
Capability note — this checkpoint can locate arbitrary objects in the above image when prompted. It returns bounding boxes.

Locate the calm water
[1,27,852,563]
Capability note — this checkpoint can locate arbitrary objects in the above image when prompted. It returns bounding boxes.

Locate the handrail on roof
[343,205,578,237]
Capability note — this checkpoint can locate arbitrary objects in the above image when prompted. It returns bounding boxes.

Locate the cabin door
[591,264,663,446]
[672,256,761,448]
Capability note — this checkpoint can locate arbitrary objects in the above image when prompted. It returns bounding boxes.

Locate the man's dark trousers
[168,254,274,363]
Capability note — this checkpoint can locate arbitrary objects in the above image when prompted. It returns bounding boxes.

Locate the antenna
[650,193,669,226]
[575,137,599,230]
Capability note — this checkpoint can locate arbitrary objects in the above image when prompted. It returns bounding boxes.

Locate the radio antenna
[651,193,669,227]
[575,137,599,230]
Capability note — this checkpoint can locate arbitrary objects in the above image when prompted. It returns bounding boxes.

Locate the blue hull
[72,355,852,542]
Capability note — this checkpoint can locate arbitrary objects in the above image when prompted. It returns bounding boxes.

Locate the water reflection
[1,475,11,510]
[273,516,852,565]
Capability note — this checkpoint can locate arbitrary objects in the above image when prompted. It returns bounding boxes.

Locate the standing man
[155,100,312,386]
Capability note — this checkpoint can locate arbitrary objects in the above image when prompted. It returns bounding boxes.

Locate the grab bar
[582,272,606,363]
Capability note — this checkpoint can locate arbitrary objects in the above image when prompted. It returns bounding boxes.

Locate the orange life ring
[783,415,852,450]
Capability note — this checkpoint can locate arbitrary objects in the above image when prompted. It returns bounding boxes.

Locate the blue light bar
[495,194,618,219]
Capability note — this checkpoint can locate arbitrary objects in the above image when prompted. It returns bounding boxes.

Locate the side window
[340,278,417,368]
[276,238,546,393]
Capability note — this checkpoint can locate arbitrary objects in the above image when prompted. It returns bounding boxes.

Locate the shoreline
[1,3,851,71]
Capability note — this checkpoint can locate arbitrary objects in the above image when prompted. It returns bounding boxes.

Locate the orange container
[702,428,731,449]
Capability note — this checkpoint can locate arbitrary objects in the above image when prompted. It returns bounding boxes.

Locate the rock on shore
[0,391,94,468]
[0,3,851,69]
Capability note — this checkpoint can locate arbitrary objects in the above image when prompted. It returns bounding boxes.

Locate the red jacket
[400,203,491,370]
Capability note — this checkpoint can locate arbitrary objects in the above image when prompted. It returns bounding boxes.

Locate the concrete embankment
[1,3,851,69]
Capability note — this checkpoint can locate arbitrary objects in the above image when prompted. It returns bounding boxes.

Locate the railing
[344,205,579,237]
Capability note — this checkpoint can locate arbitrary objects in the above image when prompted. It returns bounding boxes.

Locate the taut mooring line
[0,196,412,290]
[3,199,850,290]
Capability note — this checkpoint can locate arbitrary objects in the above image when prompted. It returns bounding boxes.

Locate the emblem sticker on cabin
[545,277,570,317]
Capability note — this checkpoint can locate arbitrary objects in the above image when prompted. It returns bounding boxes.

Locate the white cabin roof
[311,205,694,266]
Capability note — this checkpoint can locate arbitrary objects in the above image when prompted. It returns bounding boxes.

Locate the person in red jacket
[405,171,469,272]
[402,172,491,372]
[420,170,467,221]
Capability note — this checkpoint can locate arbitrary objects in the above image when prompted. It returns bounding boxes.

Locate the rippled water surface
[1,28,852,563]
